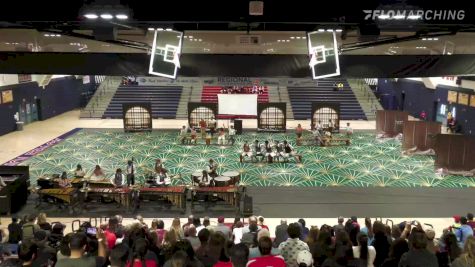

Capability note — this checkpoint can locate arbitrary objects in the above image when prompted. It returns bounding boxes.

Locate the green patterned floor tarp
[20,129,474,188]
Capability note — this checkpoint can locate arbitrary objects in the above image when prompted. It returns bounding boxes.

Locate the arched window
[190,106,214,127]
[260,107,285,129]
[124,106,151,129]
[313,107,339,129]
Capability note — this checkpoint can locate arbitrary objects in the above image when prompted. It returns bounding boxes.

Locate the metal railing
[81,77,119,118]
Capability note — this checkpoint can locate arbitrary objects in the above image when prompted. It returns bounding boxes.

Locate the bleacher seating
[103,85,182,119]
[288,79,367,120]
[201,86,269,103]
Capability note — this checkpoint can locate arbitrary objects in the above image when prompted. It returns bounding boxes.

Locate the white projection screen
[218,94,258,115]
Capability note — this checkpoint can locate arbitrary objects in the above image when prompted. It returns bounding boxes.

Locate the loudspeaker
[36,98,43,121]
[243,195,253,216]
[234,119,243,134]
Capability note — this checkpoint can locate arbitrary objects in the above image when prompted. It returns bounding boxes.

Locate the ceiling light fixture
[326,29,333,32]
[317,29,325,32]
[296,36,301,39]
[165,28,172,31]
[115,14,128,20]
[100,14,113,19]
[407,15,421,19]
[290,37,295,39]
[157,28,164,31]
[335,29,343,32]
[148,28,154,31]
[84,13,98,19]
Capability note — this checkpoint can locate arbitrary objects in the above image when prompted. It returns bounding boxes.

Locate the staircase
[80,76,122,119]
[347,79,383,120]
[38,75,53,88]
[269,86,294,119]
[175,85,195,119]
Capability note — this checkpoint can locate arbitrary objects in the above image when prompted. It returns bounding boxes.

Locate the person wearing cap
[55,230,106,267]
[456,217,474,248]
[247,236,285,267]
[32,230,57,267]
[215,216,231,240]
[296,250,313,267]
[278,222,310,267]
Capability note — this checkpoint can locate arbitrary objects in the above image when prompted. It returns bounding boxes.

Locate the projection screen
[218,94,258,115]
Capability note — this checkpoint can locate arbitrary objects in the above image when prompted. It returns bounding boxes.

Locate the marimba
[190,186,240,211]
[37,188,79,214]
[137,186,186,212]
[79,187,130,212]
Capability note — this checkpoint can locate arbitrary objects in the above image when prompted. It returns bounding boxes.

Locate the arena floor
[13,128,471,188]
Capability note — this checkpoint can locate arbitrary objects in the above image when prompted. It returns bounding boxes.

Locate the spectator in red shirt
[126,238,158,267]
[257,216,269,231]
[247,236,286,267]
[467,213,475,230]
[105,217,119,249]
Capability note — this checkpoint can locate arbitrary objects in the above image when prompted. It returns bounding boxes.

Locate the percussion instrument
[222,170,240,185]
[80,187,131,212]
[38,188,77,204]
[214,176,231,187]
[87,179,114,188]
[138,186,186,211]
[190,186,240,211]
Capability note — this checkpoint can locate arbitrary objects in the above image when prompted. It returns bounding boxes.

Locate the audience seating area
[288,79,367,120]
[5,212,475,267]
[201,86,269,103]
[103,85,182,119]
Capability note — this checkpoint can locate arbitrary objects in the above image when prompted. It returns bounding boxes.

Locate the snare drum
[222,170,240,185]
[214,176,231,187]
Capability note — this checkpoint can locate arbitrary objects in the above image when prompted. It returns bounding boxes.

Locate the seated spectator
[18,241,38,267]
[309,228,332,266]
[249,229,280,259]
[452,236,475,267]
[126,238,158,267]
[352,233,376,267]
[22,214,40,241]
[248,236,285,267]
[398,230,438,267]
[232,221,244,245]
[241,224,259,248]
[165,239,203,267]
[183,215,194,230]
[57,233,72,260]
[456,217,474,248]
[437,232,461,267]
[150,219,167,248]
[274,219,288,248]
[105,217,119,250]
[215,217,231,240]
[110,243,129,267]
[37,213,52,232]
[278,222,310,267]
[243,216,261,235]
[32,230,57,267]
[381,238,409,267]
[198,232,226,267]
[8,216,22,245]
[55,231,106,267]
[371,221,390,267]
[214,243,248,267]
[296,250,313,267]
[185,225,201,251]
[467,213,475,230]
[196,229,211,258]
[258,216,269,231]
[299,219,309,241]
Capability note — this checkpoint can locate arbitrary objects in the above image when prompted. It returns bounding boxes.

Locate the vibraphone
[80,187,130,212]
[86,179,114,188]
[137,186,187,212]
[190,186,241,211]
[37,188,79,214]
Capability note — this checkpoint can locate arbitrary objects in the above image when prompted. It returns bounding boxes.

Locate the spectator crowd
[1,213,475,267]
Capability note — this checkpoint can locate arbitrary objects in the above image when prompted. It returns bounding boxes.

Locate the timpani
[214,176,231,187]
[222,170,240,185]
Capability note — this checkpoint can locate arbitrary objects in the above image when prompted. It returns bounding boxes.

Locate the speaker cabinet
[243,195,253,217]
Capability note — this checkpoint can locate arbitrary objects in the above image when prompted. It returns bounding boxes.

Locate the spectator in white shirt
[352,233,376,267]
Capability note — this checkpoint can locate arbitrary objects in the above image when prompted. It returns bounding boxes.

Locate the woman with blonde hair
[37,212,51,231]
[170,218,184,240]
[452,236,475,267]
